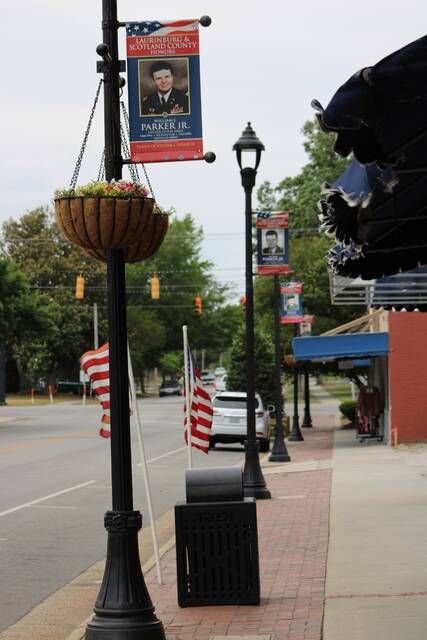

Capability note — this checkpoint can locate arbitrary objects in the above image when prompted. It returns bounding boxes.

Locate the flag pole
[183,325,193,469]
[127,343,162,585]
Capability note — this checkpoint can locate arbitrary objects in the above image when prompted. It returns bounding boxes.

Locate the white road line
[137,445,187,466]
[0,481,95,518]
[29,505,77,509]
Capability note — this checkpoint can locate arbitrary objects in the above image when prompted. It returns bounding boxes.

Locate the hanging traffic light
[75,274,85,300]
[151,273,160,300]
[194,296,202,315]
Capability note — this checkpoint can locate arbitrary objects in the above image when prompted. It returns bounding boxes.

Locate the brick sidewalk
[145,420,335,640]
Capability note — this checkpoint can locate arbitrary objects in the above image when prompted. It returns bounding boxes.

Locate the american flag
[126,19,198,37]
[184,346,213,453]
[80,343,111,439]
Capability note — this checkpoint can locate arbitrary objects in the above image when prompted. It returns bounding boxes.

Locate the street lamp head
[233,122,265,171]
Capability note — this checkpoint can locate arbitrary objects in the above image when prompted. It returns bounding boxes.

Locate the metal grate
[175,500,260,607]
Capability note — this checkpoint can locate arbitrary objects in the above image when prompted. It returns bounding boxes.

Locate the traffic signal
[151,273,160,300]
[241,294,246,309]
[194,296,202,315]
[75,274,84,300]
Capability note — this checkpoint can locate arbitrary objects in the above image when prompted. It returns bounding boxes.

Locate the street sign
[126,19,204,163]
[256,212,290,275]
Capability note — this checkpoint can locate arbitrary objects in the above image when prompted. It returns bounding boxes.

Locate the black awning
[314,35,427,279]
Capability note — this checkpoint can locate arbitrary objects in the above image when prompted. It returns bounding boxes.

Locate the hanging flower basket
[54,182,169,263]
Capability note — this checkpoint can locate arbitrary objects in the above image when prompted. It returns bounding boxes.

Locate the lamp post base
[86,510,165,640]
[288,416,304,441]
[301,411,313,428]
[243,440,271,499]
[269,451,291,462]
[269,430,291,462]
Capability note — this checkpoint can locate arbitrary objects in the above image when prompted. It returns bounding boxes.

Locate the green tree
[257,119,349,230]
[227,323,275,404]
[158,351,183,379]
[1,207,107,381]
[126,214,234,374]
[0,258,53,391]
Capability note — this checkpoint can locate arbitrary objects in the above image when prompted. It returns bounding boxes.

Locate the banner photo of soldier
[183,343,213,453]
[280,282,304,324]
[80,343,111,438]
[256,211,290,275]
[126,19,204,163]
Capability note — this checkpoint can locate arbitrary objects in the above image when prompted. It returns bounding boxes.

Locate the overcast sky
[2,1,426,297]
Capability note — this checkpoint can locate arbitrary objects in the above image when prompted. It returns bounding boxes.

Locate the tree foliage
[1,207,107,382]
[227,323,276,404]
[255,119,358,369]
[258,119,349,230]
[126,214,237,380]
[0,258,52,386]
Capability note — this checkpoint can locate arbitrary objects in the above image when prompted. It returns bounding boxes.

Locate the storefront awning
[292,331,388,362]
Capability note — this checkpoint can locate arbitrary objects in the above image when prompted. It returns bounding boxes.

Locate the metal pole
[86,2,165,638]
[301,367,313,428]
[288,323,304,441]
[93,302,99,350]
[241,168,270,499]
[269,275,291,462]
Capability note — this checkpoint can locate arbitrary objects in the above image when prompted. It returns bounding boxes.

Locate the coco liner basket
[54,195,169,263]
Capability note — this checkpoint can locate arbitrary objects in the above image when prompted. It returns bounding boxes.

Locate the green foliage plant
[227,323,275,405]
[339,400,357,423]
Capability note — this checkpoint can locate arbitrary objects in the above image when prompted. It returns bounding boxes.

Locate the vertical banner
[300,316,314,335]
[126,19,203,163]
[280,282,303,324]
[256,212,289,275]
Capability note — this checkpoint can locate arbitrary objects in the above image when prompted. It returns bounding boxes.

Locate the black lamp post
[288,323,304,441]
[301,367,313,428]
[233,122,271,499]
[269,275,291,462]
[86,2,165,638]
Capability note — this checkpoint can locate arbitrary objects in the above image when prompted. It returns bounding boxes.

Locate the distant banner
[256,212,289,275]
[126,19,203,164]
[300,316,314,334]
[280,282,303,324]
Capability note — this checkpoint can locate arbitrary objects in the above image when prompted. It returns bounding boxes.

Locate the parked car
[214,367,226,377]
[216,374,228,392]
[200,372,216,389]
[210,391,271,452]
[55,381,90,395]
[159,380,182,397]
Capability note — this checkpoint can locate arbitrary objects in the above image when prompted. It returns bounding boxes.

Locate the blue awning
[292,331,388,362]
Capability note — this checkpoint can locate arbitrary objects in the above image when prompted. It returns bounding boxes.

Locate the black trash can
[175,467,260,607]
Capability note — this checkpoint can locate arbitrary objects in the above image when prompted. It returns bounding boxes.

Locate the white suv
[210,391,271,452]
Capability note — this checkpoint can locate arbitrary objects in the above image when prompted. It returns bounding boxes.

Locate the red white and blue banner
[280,282,304,324]
[256,211,290,275]
[126,19,204,164]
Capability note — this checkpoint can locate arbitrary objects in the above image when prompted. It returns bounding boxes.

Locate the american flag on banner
[80,343,111,439]
[184,345,213,453]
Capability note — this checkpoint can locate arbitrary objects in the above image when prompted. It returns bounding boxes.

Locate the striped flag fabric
[80,343,111,438]
[184,345,213,453]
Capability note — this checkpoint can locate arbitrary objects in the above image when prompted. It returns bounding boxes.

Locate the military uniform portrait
[262,228,285,255]
[139,58,190,116]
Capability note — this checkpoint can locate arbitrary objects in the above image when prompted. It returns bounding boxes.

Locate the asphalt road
[0,397,245,632]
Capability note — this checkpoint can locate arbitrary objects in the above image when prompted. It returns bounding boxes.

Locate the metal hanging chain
[69,79,103,190]
[120,100,158,206]
[120,124,139,183]
[97,149,105,182]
